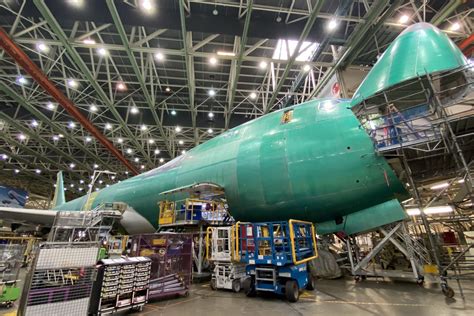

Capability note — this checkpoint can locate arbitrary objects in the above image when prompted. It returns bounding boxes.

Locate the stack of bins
[130,233,193,299]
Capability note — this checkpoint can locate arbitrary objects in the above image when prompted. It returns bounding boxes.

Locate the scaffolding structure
[47,202,124,243]
[352,64,474,297]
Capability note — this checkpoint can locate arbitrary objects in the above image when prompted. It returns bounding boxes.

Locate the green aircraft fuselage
[55,98,408,234]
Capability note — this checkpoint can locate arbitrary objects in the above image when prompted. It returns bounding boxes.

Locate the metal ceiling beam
[106,0,173,157]
[0,25,139,174]
[227,0,254,129]
[430,0,464,26]
[0,147,52,183]
[265,0,326,112]
[0,81,109,168]
[307,0,391,99]
[32,0,144,172]
[178,0,198,145]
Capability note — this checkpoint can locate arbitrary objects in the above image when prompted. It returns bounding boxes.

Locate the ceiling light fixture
[430,182,449,190]
[148,139,155,144]
[208,89,216,97]
[37,42,49,53]
[67,79,78,88]
[90,104,98,112]
[68,121,76,129]
[47,102,56,110]
[217,51,236,57]
[159,158,164,163]
[140,0,155,13]
[327,19,338,31]
[259,61,268,69]
[83,38,96,45]
[126,148,133,154]
[85,136,92,142]
[69,163,75,169]
[93,164,99,169]
[208,112,214,118]
[35,169,41,174]
[58,134,64,138]
[52,135,59,141]
[181,150,186,155]
[171,110,177,116]
[117,138,123,143]
[97,48,108,56]
[209,57,218,65]
[14,169,20,174]
[249,92,257,99]
[130,106,139,114]
[141,165,145,169]
[154,149,160,155]
[1,154,7,160]
[134,157,140,162]
[303,64,311,72]
[399,14,409,24]
[165,87,171,92]
[18,134,26,140]
[406,205,454,216]
[207,128,213,134]
[31,120,39,127]
[175,126,182,132]
[450,22,460,31]
[178,140,184,145]
[155,52,165,61]
[105,123,112,130]
[141,125,147,131]
[116,82,127,91]
[16,76,27,85]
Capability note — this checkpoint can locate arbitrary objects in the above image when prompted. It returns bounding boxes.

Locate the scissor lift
[206,226,246,292]
[236,220,318,302]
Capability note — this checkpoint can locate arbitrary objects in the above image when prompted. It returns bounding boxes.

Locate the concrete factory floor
[134,278,474,316]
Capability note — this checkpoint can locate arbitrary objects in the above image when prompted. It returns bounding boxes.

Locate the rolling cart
[236,220,318,302]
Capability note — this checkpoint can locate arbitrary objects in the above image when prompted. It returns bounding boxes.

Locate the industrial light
[406,205,454,216]
[181,150,186,155]
[37,42,49,53]
[165,87,171,92]
[58,134,64,138]
[30,120,38,127]
[52,135,59,141]
[126,148,133,154]
[97,48,108,56]
[140,165,145,169]
[125,171,129,175]
[212,9,218,15]
[178,140,184,145]
[78,187,83,191]
[134,157,140,162]
[217,51,236,57]
[458,179,465,183]
[117,138,123,143]
[80,180,84,184]
[209,89,216,97]
[105,123,112,130]
[16,76,27,85]
[259,61,268,69]
[116,82,127,91]
[18,134,26,140]
[450,22,460,31]
[208,112,214,118]
[83,38,96,45]
[303,64,311,72]
[155,52,165,61]
[430,182,449,190]
[249,92,257,100]
[140,125,147,131]
[67,79,78,88]
[148,139,155,144]
[327,19,338,31]
[207,128,213,134]
[139,0,155,13]
[70,183,74,188]
[90,104,98,112]
[209,57,218,65]
[154,149,160,155]
[106,184,110,187]
[175,126,182,132]
[68,121,76,129]
[111,176,116,180]
[67,0,84,8]
[1,154,7,160]
[98,180,103,184]
[69,163,75,169]
[399,14,409,24]
[95,188,99,191]
[171,110,177,116]
[159,158,164,163]
[14,169,20,174]
[47,102,56,110]
[130,106,139,114]
[93,164,99,169]
[35,169,41,174]
[85,136,92,142]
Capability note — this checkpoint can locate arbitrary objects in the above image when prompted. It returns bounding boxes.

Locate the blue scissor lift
[236,220,318,302]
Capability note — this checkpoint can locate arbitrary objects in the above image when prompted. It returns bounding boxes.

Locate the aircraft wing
[0,206,57,226]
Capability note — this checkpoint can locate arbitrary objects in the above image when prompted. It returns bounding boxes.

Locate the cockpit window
[281,110,293,124]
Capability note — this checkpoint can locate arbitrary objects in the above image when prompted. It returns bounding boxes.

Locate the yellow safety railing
[205,226,213,261]
[233,221,241,262]
[288,219,318,265]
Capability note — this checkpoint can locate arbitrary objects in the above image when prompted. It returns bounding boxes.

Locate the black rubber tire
[243,277,256,297]
[306,275,316,291]
[442,286,455,298]
[232,279,241,293]
[210,279,217,291]
[285,280,299,303]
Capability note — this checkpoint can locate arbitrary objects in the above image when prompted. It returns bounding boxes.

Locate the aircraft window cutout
[281,110,293,124]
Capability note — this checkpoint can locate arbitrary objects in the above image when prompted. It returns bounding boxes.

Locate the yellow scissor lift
[206,226,246,292]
